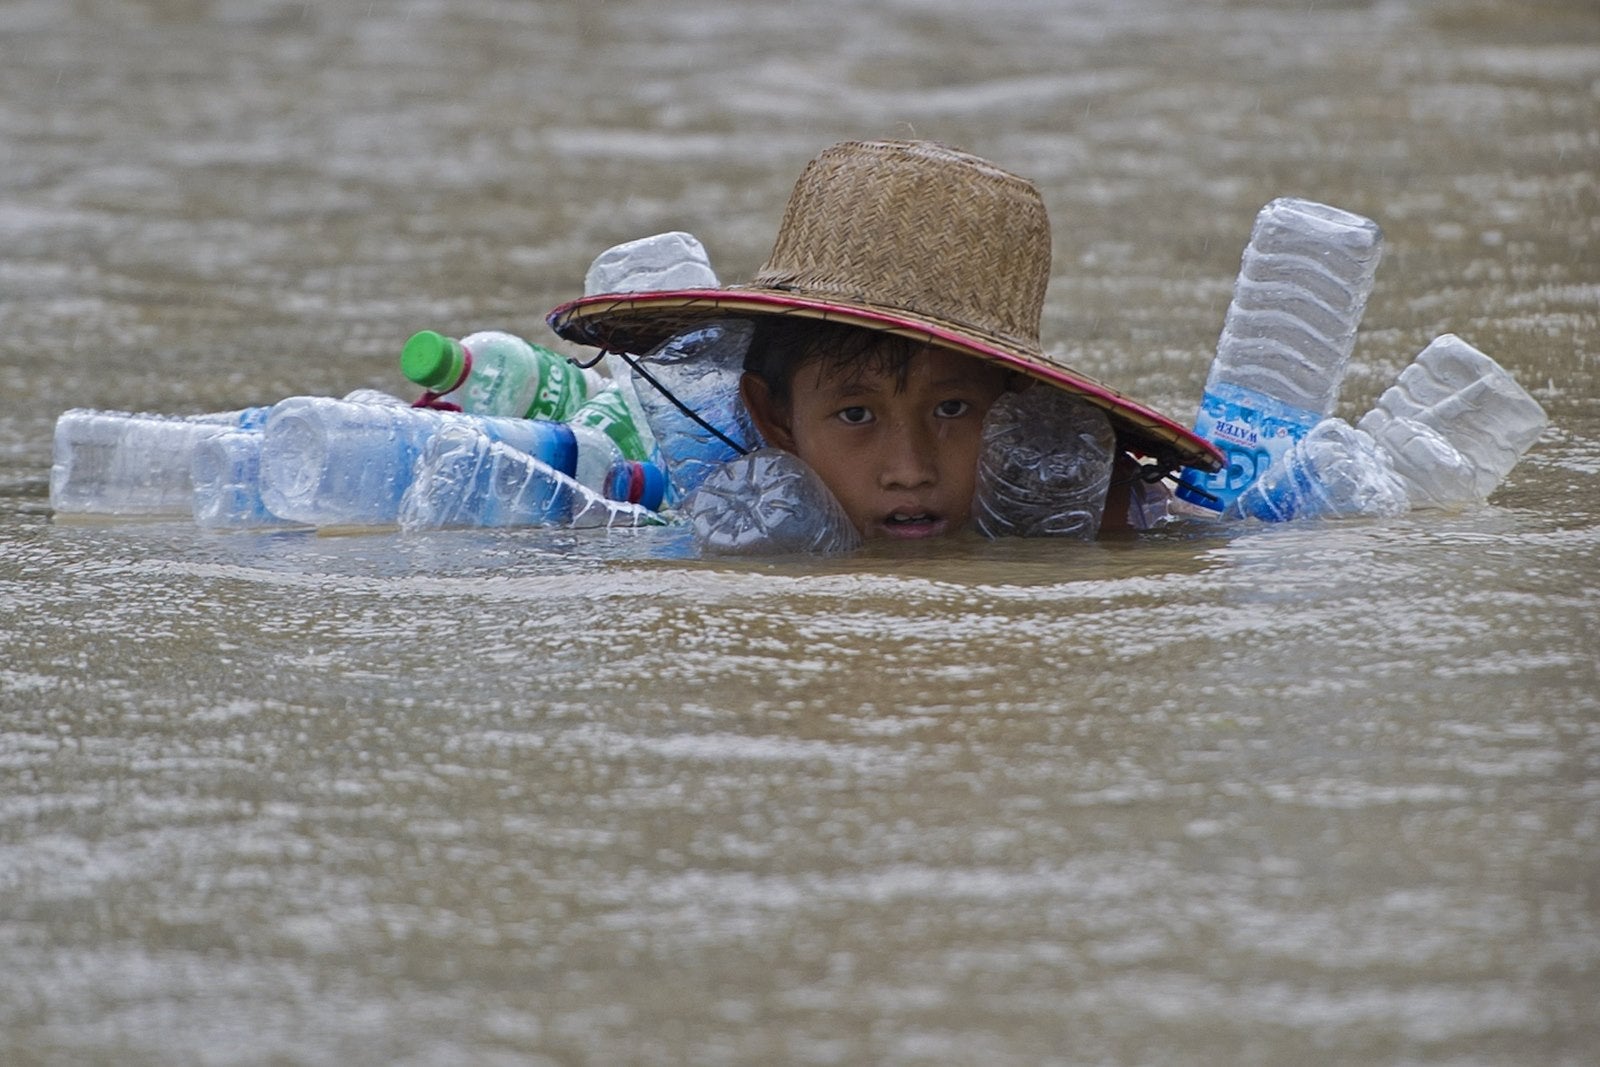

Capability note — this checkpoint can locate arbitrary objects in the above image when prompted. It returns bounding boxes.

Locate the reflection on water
[2,0,1597,1062]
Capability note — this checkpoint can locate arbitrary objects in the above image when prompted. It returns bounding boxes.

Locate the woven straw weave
[751,140,1050,357]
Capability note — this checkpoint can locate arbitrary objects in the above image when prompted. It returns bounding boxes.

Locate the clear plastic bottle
[1229,418,1411,522]
[681,448,861,556]
[258,396,581,528]
[583,231,720,296]
[1356,334,1548,509]
[628,319,761,499]
[49,405,270,517]
[338,387,412,408]
[398,424,666,531]
[191,430,299,529]
[1176,197,1384,514]
[973,387,1115,539]
[189,388,410,529]
[401,329,596,421]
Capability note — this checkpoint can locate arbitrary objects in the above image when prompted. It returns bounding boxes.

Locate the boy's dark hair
[744,319,932,408]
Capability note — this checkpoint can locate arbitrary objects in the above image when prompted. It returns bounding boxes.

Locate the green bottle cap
[401,330,468,390]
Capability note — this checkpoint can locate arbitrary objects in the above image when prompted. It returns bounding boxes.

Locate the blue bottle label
[1175,382,1321,513]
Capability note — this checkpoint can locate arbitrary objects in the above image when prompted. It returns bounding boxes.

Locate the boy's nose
[878,421,938,490]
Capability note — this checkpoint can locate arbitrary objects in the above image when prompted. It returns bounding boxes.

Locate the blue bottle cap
[606,460,666,510]
[635,460,666,511]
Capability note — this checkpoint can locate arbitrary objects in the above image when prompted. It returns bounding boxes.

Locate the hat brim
[547,287,1223,474]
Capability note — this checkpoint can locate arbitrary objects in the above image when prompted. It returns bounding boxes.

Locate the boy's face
[743,345,1009,540]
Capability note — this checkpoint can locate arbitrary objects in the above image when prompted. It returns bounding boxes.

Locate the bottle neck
[412,347,474,410]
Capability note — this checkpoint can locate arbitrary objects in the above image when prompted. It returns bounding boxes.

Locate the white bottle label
[1176,382,1321,513]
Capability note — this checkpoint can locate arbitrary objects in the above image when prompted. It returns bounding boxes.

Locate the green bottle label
[568,386,650,460]
[524,345,591,422]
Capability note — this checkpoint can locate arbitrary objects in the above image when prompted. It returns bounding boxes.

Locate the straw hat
[547,139,1222,473]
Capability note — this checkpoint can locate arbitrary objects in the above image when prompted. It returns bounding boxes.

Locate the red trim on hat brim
[548,288,1223,473]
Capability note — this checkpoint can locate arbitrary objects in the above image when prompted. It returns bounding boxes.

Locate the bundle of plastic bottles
[1171,197,1549,526]
[49,365,674,534]
[48,213,1551,556]
[47,233,735,538]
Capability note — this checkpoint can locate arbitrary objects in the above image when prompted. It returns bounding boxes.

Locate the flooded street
[2,0,1597,1063]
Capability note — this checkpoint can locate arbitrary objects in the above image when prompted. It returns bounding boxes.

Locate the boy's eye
[934,399,971,418]
[836,406,873,425]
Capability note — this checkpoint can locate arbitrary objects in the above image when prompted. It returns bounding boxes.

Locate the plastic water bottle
[191,430,301,529]
[583,231,719,295]
[50,405,270,517]
[339,388,413,408]
[578,230,728,491]
[973,388,1115,539]
[627,319,761,498]
[1356,334,1548,509]
[398,424,666,531]
[401,329,596,421]
[1176,197,1384,514]
[190,388,414,529]
[258,396,581,527]
[682,449,861,556]
[1229,418,1411,522]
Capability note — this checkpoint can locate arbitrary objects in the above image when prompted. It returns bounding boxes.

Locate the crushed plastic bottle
[50,405,270,517]
[681,448,861,556]
[401,329,595,421]
[1177,197,1384,515]
[1234,334,1550,524]
[973,387,1115,539]
[1356,333,1548,509]
[627,320,761,498]
[1229,418,1410,522]
[399,424,665,531]
[583,231,719,296]
[258,396,581,528]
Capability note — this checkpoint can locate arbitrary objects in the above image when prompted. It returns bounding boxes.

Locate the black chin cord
[609,350,753,457]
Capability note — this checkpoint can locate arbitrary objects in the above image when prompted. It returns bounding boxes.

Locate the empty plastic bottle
[1356,333,1548,509]
[626,319,761,499]
[1229,418,1411,522]
[339,387,412,408]
[682,448,861,556]
[258,396,581,528]
[190,388,416,529]
[564,381,658,486]
[973,388,1115,540]
[191,430,299,529]
[398,424,666,531]
[401,329,595,421]
[584,231,719,296]
[50,405,270,517]
[600,353,663,461]
[1177,197,1384,514]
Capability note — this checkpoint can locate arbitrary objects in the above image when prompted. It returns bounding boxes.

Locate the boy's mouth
[879,509,947,539]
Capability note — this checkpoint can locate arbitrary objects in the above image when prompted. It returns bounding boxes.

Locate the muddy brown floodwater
[1,0,1596,1063]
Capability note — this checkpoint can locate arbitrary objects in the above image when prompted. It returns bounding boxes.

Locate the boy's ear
[740,372,796,452]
